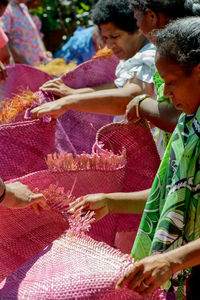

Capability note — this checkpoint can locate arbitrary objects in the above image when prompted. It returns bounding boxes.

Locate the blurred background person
[0,0,52,66]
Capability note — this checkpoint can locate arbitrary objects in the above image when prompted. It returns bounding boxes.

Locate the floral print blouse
[0,3,47,66]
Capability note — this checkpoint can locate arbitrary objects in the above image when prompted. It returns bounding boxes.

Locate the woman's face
[156,52,200,115]
[133,7,170,44]
[100,22,141,60]
[133,8,154,42]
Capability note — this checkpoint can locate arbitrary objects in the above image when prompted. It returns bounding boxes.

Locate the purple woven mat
[0,230,165,300]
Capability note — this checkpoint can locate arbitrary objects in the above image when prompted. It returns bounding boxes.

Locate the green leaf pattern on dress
[131,106,200,295]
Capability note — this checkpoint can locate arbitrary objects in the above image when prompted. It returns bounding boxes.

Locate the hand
[125,96,138,121]
[2,181,49,215]
[116,254,173,297]
[31,98,67,119]
[0,61,8,83]
[67,193,109,222]
[39,78,75,97]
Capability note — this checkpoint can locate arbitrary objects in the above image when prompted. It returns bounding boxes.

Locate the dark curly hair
[156,17,200,75]
[91,0,138,34]
[130,0,200,19]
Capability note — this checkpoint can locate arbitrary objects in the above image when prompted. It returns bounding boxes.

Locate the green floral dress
[153,70,172,150]
[131,106,200,298]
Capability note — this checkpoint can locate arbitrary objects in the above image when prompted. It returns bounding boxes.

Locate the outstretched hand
[39,78,75,97]
[31,98,67,120]
[116,253,173,297]
[67,193,109,222]
[2,181,49,215]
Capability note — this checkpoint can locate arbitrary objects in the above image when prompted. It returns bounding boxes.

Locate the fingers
[31,203,41,215]
[68,196,88,214]
[30,104,55,120]
[26,193,50,215]
[116,264,141,290]
[39,79,64,96]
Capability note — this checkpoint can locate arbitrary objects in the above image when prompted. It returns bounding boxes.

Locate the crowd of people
[0,0,200,299]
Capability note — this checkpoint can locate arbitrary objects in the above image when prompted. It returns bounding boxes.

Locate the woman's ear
[145,9,158,27]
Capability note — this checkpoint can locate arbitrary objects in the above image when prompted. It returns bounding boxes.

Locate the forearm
[64,83,143,115]
[165,239,200,275]
[106,189,150,214]
[139,97,181,132]
[71,81,117,95]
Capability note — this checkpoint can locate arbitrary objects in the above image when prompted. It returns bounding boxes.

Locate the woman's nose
[106,38,114,50]
[163,84,173,98]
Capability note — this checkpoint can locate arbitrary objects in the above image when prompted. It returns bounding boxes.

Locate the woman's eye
[166,81,175,86]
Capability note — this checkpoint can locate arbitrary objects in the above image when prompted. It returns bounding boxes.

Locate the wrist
[136,94,149,119]
[164,252,183,275]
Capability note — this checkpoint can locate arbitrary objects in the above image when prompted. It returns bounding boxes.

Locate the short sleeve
[114,43,156,88]
[0,5,13,34]
[0,27,8,48]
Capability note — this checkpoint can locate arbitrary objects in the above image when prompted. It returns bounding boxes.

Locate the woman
[116,16,200,298]
[0,0,51,66]
[69,16,200,298]
[125,0,200,150]
[31,0,157,120]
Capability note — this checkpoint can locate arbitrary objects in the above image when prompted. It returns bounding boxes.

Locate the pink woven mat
[0,55,119,180]
[93,120,161,252]
[0,151,126,281]
[0,118,57,181]
[0,230,165,300]
[0,65,53,102]
[39,55,119,154]
[93,120,161,192]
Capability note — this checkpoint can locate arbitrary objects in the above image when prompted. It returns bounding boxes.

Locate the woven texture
[93,120,161,192]
[0,118,57,181]
[0,56,119,180]
[38,54,119,154]
[93,120,161,252]
[0,230,165,300]
[0,150,126,281]
[0,65,53,103]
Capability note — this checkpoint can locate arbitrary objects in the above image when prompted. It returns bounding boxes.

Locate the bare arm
[39,78,117,98]
[126,96,181,133]
[31,75,154,119]
[0,44,14,65]
[116,238,200,297]
[67,189,150,222]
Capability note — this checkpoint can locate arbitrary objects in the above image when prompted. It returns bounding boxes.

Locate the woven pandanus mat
[0,65,53,102]
[0,230,165,300]
[0,118,57,181]
[93,120,161,192]
[38,55,119,154]
[0,151,126,281]
[93,120,161,252]
[58,54,119,154]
